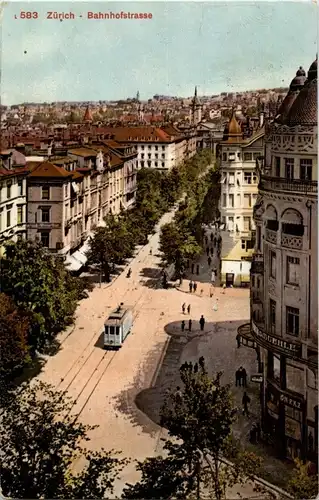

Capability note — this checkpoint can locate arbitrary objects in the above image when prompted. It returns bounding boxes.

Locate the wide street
[35,208,285,499]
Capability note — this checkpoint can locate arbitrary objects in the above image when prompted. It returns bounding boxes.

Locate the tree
[159,222,201,277]
[1,240,90,351]
[0,381,125,499]
[124,359,262,499]
[286,458,318,499]
[87,214,135,282]
[0,293,31,381]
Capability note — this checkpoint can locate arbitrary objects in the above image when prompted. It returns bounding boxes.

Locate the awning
[237,323,257,349]
[72,249,87,265]
[72,182,79,194]
[65,254,83,272]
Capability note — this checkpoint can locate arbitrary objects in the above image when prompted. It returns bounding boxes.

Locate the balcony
[281,234,303,250]
[260,175,317,195]
[265,228,277,245]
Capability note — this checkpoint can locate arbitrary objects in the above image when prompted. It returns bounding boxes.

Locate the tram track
[60,261,157,422]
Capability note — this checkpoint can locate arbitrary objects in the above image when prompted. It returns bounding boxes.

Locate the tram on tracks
[103,303,133,350]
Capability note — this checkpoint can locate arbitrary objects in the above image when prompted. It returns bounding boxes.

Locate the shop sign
[267,401,279,420]
[251,374,263,383]
[279,394,303,410]
[251,322,301,356]
[285,416,301,440]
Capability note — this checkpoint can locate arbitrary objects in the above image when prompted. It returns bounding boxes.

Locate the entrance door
[226,273,234,287]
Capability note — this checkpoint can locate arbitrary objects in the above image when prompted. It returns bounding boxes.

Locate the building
[217,113,265,286]
[189,87,202,125]
[238,59,318,464]
[0,150,28,255]
[102,126,196,170]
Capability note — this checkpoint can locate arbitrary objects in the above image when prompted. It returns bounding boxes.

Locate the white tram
[103,303,133,349]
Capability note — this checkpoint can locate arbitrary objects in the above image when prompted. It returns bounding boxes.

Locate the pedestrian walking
[238,366,244,385]
[188,319,192,331]
[221,283,226,294]
[182,303,186,314]
[199,315,205,331]
[214,237,217,247]
[210,232,213,242]
[242,391,251,416]
[179,277,183,286]
[189,281,193,293]
[206,247,210,256]
[213,300,218,311]
[191,263,195,274]
[236,333,241,348]
[205,235,208,245]
[242,368,247,387]
[193,282,198,293]
[196,264,199,275]
[149,248,152,255]
[181,320,185,332]
[209,286,214,297]
[235,369,241,387]
[210,247,214,256]
[211,270,216,284]
[187,304,191,314]
[208,256,212,267]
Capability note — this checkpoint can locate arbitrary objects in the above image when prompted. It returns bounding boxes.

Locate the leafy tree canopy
[0,381,125,499]
[286,458,318,499]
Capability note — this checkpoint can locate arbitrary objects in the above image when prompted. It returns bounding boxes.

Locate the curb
[150,337,171,388]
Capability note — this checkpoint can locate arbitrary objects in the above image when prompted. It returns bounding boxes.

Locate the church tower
[190,86,202,125]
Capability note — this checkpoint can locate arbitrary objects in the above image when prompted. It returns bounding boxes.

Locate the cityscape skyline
[2,1,318,105]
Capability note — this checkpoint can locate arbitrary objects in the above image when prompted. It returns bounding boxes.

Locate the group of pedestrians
[181,314,205,333]
[182,303,191,314]
[189,281,198,293]
[235,366,247,387]
[190,263,200,275]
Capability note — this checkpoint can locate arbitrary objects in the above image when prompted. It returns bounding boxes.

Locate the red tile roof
[28,161,73,178]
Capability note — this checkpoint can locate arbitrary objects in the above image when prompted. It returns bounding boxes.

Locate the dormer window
[228,153,235,161]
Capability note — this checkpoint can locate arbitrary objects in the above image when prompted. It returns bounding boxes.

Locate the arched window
[265,204,278,231]
[281,209,304,236]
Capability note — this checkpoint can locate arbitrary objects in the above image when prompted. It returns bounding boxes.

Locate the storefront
[266,382,306,460]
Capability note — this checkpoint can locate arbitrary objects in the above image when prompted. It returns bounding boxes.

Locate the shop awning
[237,323,257,349]
[72,249,87,265]
[65,254,83,272]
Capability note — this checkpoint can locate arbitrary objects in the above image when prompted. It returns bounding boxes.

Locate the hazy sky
[1,1,318,104]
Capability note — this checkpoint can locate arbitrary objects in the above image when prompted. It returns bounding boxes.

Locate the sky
[1,1,318,105]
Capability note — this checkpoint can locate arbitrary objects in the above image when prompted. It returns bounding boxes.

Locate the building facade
[0,151,28,255]
[217,114,264,286]
[238,59,318,464]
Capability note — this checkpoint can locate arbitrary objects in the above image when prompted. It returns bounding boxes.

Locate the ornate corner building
[238,59,318,463]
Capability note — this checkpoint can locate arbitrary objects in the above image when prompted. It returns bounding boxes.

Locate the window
[18,180,23,196]
[244,194,251,208]
[6,209,11,228]
[222,194,227,207]
[0,208,3,231]
[7,181,12,199]
[300,159,312,181]
[253,152,261,160]
[162,146,165,150]
[17,205,23,224]
[148,153,151,159]
[147,161,151,167]
[244,172,252,184]
[270,251,276,279]
[237,152,241,160]
[222,153,227,161]
[141,145,144,150]
[269,299,276,334]
[244,152,252,161]
[228,216,234,231]
[162,154,165,159]
[141,161,145,168]
[285,158,294,180]
[162,162,165,167]
[287,256,300,285]
[228,152,235,161]
[155,162,158,167]
[273,354,280,382]
[155,153,158,159]
[229,194,234,207]
[243,217,251,231]
[155,146,158,151]
[141,153,144,159]
[229,173,235,185]
[282,223,304,236]
[148,145,151,150]
[275,157,281,177]
[41,207,50,222]
[286,307,299,336]
[267,219,279,231]
[42,186,50,200]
